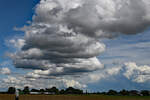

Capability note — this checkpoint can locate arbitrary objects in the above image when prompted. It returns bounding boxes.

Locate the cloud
[87,66,122,83]
[99,27,150,68]
[81,62,150,84]
[61,79,87,88]
[0,67,11,75]
[9,39,25,50]
[1,75,86,89]
[2,62,150,90]
[24,57,103,77]
[10,0,150,73]
[1,75,45,89]
[123,62,150,83]
[7,0,150,88]
[33,0,150,37]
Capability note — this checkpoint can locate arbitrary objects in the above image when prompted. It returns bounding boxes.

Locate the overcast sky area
[0,0,150,92]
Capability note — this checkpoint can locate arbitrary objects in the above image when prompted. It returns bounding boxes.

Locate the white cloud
[81,62,150,84]
[0,67,11,75]
[61,79,87,88]
[8,38,25,50]
[87,66,122,83]
[123,62,150,83]
[0,75,86,89]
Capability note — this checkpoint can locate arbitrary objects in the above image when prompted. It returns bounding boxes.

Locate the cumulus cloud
[0,67,11,75]
[2,62,150,90]
[1,75,47,89]
[0,75,86,89]
[123,62,150,83]
[7,0,150,88]
[84,62,150,84]
[87,66,122,83]
[9,39,25,50]
[10,0,150,73]
[33,0,150,37]
[61,79,87,88]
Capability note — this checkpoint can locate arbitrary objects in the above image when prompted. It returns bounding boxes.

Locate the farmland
[0,94,150,100]
[0,94,15,100]
[19,95,150,100]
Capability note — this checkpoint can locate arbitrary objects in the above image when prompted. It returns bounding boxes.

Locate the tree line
[6,86,83,95]
[3,86,150,96]
[96,89,150,96]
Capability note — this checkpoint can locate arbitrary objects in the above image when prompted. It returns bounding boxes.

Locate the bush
[141,90,150,96]
[7,87,16,94]
[119,89,129,96]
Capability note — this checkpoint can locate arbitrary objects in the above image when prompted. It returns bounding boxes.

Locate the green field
[19,95,150,100]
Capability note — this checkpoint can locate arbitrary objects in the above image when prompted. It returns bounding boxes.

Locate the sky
[0,0,150,92]
[0,0,39,64]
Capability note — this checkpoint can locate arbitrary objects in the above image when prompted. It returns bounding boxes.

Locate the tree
[23,86,30,94]
[7,87,16,94]
[60,89,65,94]
[65,87,83,94]
[51,87,59,94]
[141,90,150,96]
[107,90,118,95]
[129,90,139,96]
[101,92,106,95]
[46,87,59,94]
[119,89,129,96]
[17,89,24,95]
[39,89,45,94]
[31,89,39,92]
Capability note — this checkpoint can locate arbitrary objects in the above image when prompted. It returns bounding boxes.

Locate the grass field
[19,95,150,100]
[0,94,15,100]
